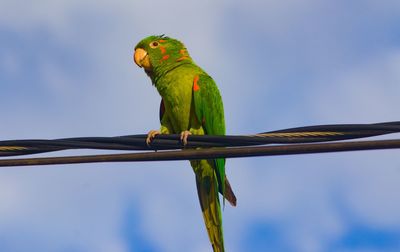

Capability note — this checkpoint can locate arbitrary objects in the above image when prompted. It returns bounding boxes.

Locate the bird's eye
[149,41,159,48]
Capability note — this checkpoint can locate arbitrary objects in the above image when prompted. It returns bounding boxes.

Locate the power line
[0,139,398,167]
[0,121,399,157]
[0,121,399,167]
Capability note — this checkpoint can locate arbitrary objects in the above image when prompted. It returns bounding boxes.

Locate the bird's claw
[146,130,160,146]
[180,130,192,146]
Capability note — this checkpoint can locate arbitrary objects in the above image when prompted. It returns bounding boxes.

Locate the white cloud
[312,50,400,122]
[0,165,128,251]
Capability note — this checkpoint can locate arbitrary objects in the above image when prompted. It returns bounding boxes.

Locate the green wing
[192,74,226,198]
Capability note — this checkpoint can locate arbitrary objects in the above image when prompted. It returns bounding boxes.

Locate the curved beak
[134,48,151,69]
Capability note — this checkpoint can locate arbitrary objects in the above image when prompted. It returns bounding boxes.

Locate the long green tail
[191,160,225,252]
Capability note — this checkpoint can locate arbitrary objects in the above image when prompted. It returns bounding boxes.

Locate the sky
[0,1,400,251]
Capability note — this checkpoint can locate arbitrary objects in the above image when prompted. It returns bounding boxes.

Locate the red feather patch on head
[159,46,166,54]
[193,75,200,91]
[160,55,170,63]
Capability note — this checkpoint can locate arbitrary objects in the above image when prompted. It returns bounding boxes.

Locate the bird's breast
[160,80,193,133]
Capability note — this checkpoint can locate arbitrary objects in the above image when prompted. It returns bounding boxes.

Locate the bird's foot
[146,130,161,146]
[180,130,192,146]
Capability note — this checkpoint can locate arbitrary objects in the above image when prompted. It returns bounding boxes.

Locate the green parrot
[134,35,236,252]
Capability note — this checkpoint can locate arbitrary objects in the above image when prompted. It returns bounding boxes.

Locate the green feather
[135,35,236,252]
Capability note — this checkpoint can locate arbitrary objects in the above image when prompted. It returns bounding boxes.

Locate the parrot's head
[134,35,192,75]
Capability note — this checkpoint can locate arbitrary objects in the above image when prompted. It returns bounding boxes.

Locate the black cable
[0,121,399,157]
[0,139,398,167]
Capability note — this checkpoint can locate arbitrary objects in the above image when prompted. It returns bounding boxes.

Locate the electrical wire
[0,121,399,166]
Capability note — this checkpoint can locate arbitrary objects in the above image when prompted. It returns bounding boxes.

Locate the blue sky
[1,1,400,251]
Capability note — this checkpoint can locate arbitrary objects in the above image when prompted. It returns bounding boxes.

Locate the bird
[134,35,236,252]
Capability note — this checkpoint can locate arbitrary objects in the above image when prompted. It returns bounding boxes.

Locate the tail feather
[196,175,225,252]
[221,176,237,207]
[192,160,225,252]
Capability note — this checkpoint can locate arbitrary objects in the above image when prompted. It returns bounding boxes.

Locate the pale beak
[134,48,151,69]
